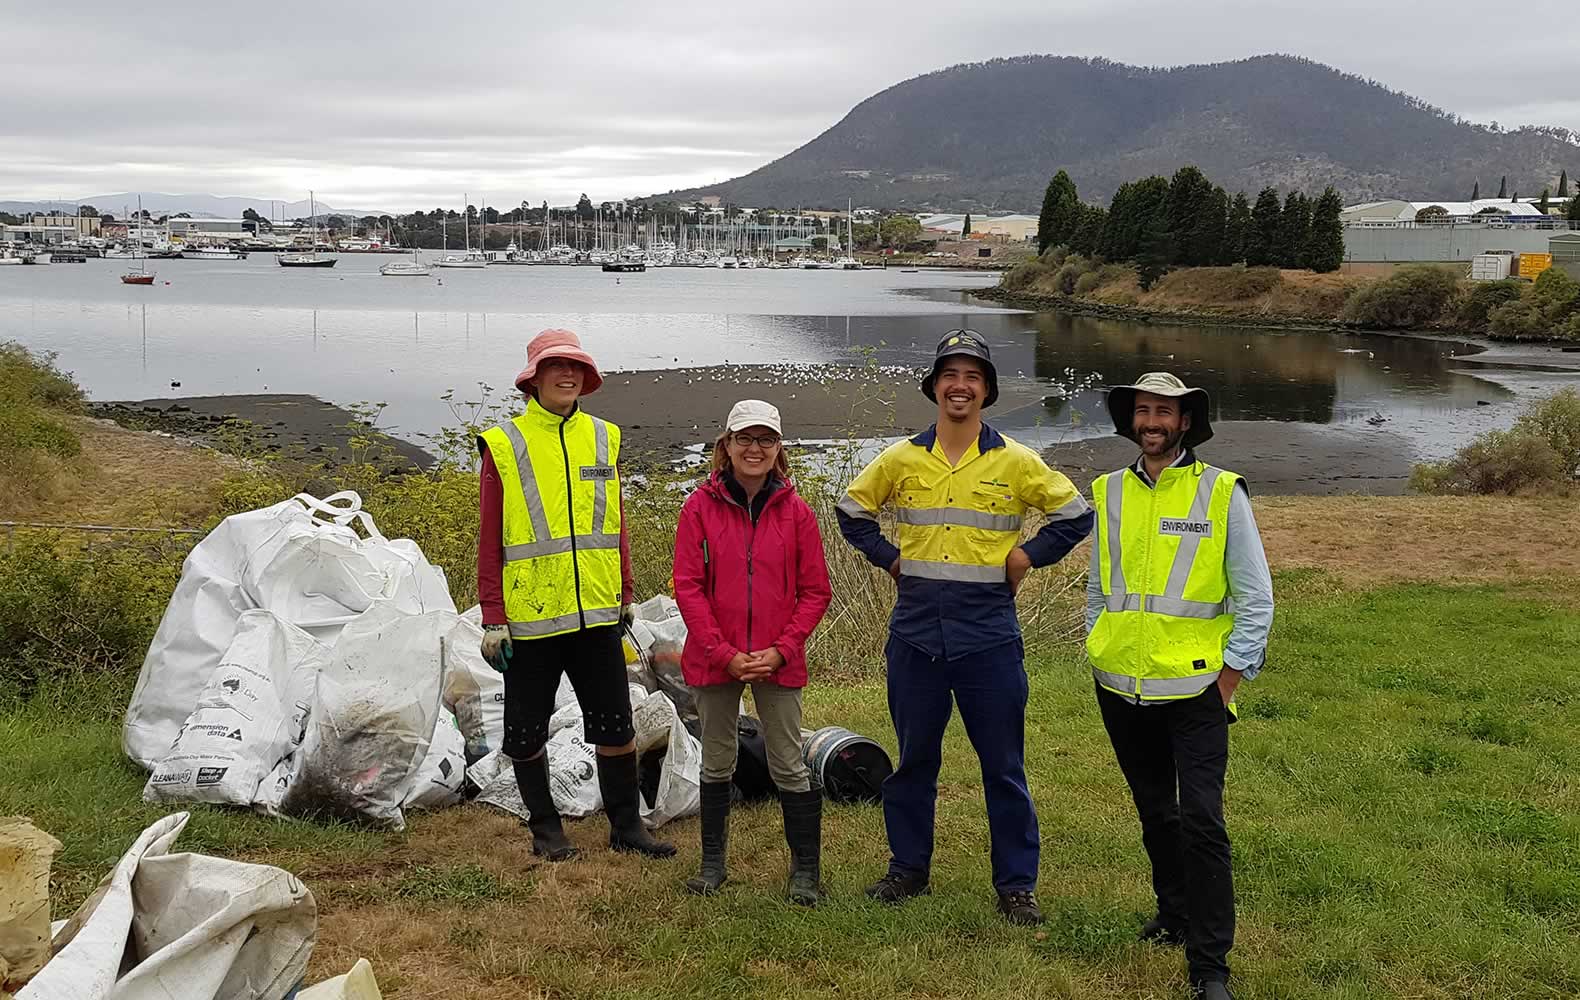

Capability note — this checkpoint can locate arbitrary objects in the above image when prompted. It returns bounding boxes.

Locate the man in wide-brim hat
[1084,372,1274,1000]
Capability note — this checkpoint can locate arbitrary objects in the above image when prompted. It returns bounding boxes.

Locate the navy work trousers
[882,635,1038,892]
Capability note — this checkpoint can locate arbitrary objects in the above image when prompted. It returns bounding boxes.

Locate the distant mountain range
[0,193,389,220]
[655,54,1580,212]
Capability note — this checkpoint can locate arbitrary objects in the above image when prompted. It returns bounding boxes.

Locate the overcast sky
[6,1,1577,212]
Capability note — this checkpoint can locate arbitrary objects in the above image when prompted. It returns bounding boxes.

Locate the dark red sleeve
[478,448,506,626]
[619,469,634,605]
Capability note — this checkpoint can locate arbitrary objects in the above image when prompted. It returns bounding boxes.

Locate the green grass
[4,582,1579,998]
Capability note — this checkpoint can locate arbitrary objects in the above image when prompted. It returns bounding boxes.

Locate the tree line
[1037,167,1346,287]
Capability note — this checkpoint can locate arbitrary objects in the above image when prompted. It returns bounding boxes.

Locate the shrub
[1455,279,1524,331]
[1410,429,1566,496]
[1488,269,1580,340]
[1529,267,1579,322]
[1488,299,1551,340]
[1072,270,1104,295]
[1513,387,1580,477]
[999,259,1050,293]
[1039,244,1070,268]
[1340,266,1460,328]
[1054,254,1093,295]
[1,343,87,510]
[0,532,184,715]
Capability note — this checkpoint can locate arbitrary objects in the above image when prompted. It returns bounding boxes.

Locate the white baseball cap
[725,399,782,434]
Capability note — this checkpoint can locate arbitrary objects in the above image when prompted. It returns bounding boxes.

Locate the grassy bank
[6,576,1579,999]
[7,342,1580,997]
[987,250,1580,342]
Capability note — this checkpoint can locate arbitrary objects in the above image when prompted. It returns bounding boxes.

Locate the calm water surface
[0,254,1555,458]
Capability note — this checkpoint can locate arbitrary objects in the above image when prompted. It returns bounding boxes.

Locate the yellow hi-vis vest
[1086,460,1241,703]
[478,398,623,640]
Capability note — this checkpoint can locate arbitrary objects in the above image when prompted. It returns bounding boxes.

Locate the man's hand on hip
[1006,547,1032,595]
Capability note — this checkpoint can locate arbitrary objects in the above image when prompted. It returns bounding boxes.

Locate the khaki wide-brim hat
[1106,372,1214,449]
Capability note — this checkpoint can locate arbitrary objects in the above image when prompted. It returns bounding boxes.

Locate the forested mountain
[657,55,1580,211]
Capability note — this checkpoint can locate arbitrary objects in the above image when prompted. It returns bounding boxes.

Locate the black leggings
[502,625,634,759]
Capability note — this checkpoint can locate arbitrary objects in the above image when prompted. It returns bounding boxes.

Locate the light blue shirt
[1084,451,1274,685]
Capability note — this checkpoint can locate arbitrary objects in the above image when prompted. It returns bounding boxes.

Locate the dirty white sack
[18,812,315,1000]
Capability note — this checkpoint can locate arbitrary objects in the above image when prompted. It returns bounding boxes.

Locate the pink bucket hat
[514,328,604,395]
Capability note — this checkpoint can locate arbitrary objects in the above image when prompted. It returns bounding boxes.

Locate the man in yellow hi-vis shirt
[836,330,1092,926]
[1086,372,1273,1000]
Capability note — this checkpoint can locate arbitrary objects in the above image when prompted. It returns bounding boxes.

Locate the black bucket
[802,726,892,804]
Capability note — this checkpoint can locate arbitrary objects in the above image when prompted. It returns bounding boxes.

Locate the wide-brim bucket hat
[514,328,604,395]
[1106,372,1214,448]
[921,328,999,408]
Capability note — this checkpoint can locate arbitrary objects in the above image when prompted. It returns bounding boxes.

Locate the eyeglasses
[731,432,782,449]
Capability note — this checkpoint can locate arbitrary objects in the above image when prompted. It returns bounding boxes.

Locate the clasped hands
[727,646,785,683]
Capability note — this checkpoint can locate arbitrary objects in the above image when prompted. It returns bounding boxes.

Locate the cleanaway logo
[1159,518,1213,538]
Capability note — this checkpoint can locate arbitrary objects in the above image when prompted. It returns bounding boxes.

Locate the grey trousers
[693,681,810,793]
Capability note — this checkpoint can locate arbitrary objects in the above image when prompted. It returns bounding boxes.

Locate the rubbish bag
[402,713,466,811]
[544,729,602,818]
[440,616,505,763]
[125,491,358,769]
[143,612,327,809]
[632,692,703,829]
[277,604,447,830]
[125,491,454,771]
[0,817,62,993]
[19,812,315,1000]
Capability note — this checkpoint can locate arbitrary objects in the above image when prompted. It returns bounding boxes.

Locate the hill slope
[657,54,1580,211]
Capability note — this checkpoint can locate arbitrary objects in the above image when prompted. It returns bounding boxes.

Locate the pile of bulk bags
[125,491,702,831]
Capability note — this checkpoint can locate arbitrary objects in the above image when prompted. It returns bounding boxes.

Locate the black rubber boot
[513,755,579,862]
[596,750,677,858]
[685,780,731,894]
[780,787,823,906]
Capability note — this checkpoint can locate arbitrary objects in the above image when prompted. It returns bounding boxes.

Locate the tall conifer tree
[1306,187,1346,273]
[1247,187,1282,267]
[1225,191,1252,265]
[1036,170,1080,254]
[1471,181,1480,200]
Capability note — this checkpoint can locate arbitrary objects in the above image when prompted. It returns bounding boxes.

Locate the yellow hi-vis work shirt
[477,397,623,639]
[836,423,1091,657]
[1086,459,1241,702]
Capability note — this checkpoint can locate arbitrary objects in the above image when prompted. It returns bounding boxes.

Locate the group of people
[476,327,1273,1000]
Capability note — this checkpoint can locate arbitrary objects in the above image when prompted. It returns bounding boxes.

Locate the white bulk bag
[277,604,450,830]
[124,491,365,769]
[634,692,703,829]
[19,812,315,1000]
[143,612,327,808]
[402,713,466,811]
[441,617,505,762]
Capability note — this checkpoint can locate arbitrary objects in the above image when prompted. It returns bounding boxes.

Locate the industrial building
[1341,197,1577,263]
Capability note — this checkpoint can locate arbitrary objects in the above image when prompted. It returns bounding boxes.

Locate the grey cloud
[5,0,1577,210]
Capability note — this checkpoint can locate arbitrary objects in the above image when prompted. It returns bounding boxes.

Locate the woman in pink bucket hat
[476,328,675,861]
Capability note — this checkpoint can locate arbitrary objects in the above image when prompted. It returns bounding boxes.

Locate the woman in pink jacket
[672,399,833,904]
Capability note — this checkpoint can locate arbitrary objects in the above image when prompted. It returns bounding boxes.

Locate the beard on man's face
[1138,423,1187,456]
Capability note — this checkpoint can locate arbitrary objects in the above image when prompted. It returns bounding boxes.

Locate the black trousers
[501,625,634,759]
[1096,681,1234,986]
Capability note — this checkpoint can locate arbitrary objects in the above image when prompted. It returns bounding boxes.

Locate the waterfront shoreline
[93,371,1436,496]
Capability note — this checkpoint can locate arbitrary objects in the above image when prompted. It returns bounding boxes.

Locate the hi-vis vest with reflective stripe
[1086,460,1240,703]
[478,399,622,640]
